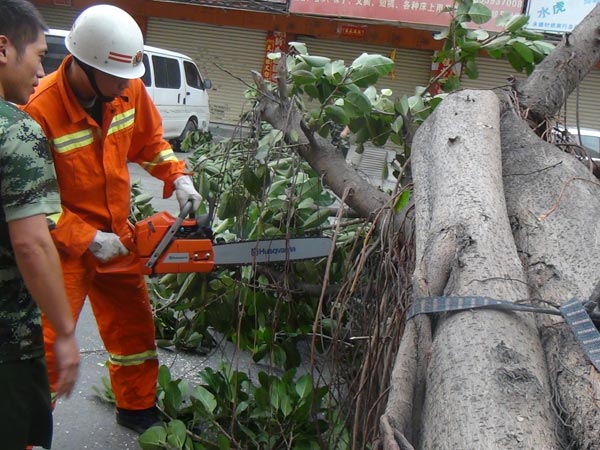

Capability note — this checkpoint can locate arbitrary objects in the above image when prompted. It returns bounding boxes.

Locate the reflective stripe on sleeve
[141,148,178,174]
[52,129,94,154]
[108,349,158,367]
[107,108,135,136]
[47,209,63,230]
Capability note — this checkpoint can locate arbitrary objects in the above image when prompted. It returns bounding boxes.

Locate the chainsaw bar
[212,237,333,265]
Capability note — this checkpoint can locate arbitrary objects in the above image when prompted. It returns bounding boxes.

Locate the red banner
[262,31,288,82]
[290,0,524,32]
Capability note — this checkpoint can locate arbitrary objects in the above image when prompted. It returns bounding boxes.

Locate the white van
[43,29,211,149]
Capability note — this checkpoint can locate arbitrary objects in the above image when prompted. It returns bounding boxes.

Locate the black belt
[408,296,600,371]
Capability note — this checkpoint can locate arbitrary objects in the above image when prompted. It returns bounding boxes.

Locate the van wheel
[171,118,198,152]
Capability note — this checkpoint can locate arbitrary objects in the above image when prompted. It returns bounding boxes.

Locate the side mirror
[203,79,212,90]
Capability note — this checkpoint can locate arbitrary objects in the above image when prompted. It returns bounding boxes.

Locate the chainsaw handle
[194,192,215,229]
[179,199,194,219]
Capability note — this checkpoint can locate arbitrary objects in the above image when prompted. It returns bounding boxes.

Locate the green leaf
[350,53,394,87]
[516,29,545,41]
[301,209,330,229]
[241,166,262,196]
[278,386,293,417]
[217,434,231,450]
[299,54,331,67]
[407,95,425,113]
[395,95,409,116]
[291,69,317,85]
[391,115,404,134]
[351,53,394,76]
[139,425,167,450]
[166,420,188,448]
[482,35,511,51]
[467,29,489,41]
[164,381,183,417]
[344,91,372,116]
[505,14,529,32]
[507,49,526,72]
[467,3,491,24]
[532,40,555,56]
[289,130,299,143]
[295,375,313,399]
[191,385,217,413]
[460,40,481,53]
[158,365,172,389]
[323,60,346,83]
[288,41,307,55]
[394,189,411,212]
[464,59,479,79]
[512,41,534,63]
[324,105,349,126]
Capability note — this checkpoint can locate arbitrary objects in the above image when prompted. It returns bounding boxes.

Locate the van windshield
[43,34,69,75]
[579,134,600,159]
[184,60,204,90]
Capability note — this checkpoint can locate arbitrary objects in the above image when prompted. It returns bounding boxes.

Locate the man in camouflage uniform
[0,1,80,449]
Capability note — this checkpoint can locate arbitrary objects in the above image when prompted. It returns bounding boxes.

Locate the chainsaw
[130,200,333,276]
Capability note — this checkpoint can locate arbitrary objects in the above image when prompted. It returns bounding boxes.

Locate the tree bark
[501,107,600,449]
[407,89,560,449]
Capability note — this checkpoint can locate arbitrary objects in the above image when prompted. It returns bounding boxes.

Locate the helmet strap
[73,57,115,103]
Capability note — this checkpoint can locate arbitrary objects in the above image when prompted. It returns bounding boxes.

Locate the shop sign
[262,31,287,82]
[526,0,597,33]
[338,23,367,38]
[289,0,524,32]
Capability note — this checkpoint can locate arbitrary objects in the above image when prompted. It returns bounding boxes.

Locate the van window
[44,34,69,74]
[184,60,204,90]
[141,54,151,87]
[152,55,181,89]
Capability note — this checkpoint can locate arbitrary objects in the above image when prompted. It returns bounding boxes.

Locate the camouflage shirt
[0,99,62,363]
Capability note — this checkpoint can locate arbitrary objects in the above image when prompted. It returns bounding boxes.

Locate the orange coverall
[23,55,186,410]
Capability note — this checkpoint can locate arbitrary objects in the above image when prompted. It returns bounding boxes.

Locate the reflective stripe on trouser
[42,251,158,410]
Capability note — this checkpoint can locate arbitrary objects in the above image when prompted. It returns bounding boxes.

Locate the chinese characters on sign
[338,24,367,38]
[289,0,524,32]
[262,31,287,82]
[526,0,597,32]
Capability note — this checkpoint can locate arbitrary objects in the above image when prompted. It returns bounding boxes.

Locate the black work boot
[116,406,162,434]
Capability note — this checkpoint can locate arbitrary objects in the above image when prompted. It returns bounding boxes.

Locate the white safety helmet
[66,4,145,79]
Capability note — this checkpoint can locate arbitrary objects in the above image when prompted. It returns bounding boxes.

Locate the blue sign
[526,0,598,32]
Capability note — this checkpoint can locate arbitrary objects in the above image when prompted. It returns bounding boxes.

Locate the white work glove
[174,175,202,212]
[88,231,129,263]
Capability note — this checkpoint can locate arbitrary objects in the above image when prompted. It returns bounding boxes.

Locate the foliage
[181,130,214,153]
[146,127,364,367]
[138,364,350,450]
[267,0,553,173]
[130,179,157,223]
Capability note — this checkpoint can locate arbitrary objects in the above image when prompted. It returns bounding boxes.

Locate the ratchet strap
[408,296,600,371]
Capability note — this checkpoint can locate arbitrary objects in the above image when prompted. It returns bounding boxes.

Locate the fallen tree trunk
[501,107,600,449]
[403,89,559,449]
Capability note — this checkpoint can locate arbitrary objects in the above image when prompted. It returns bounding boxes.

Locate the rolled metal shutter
[37,5,79,30]
[461,57,600,130]
[146,18,266,126]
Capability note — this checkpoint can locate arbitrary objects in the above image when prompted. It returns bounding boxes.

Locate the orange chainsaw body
[134,210,215,275]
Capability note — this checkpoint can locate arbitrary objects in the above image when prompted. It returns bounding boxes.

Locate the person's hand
[53,333,80,398]
[88,231,129,262]
[174,175,202,212]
